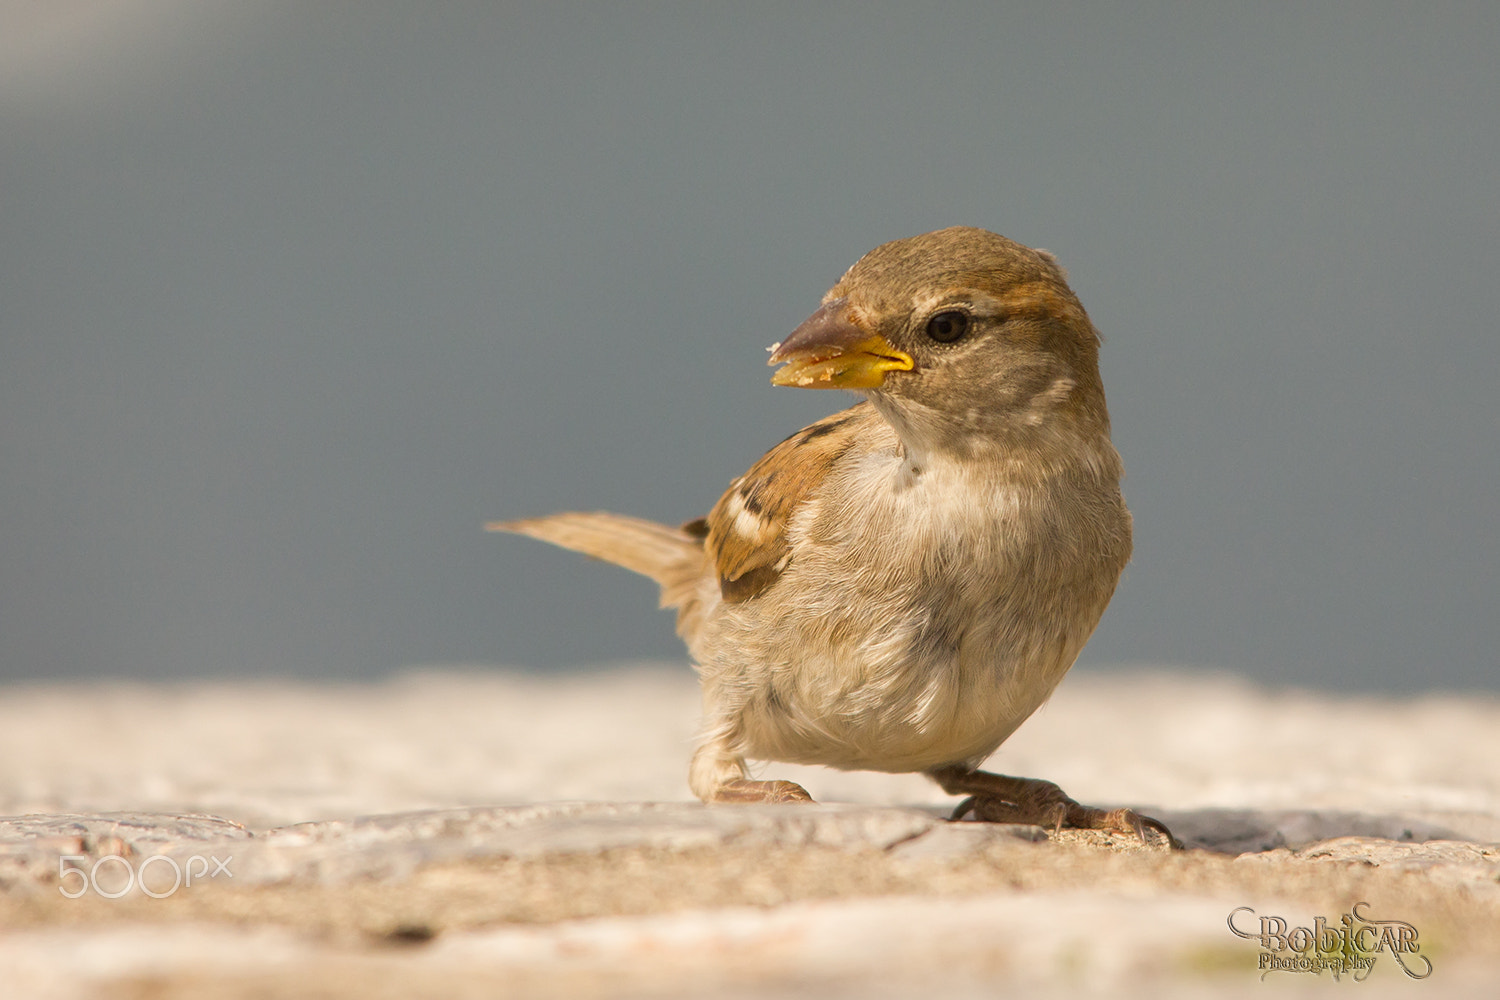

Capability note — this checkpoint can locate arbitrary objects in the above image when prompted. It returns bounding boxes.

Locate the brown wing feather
[704,402,877,603]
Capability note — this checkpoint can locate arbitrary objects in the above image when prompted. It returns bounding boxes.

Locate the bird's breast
[701,444,1129,773]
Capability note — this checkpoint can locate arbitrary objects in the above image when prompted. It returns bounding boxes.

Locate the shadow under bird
[491,226,1176,847]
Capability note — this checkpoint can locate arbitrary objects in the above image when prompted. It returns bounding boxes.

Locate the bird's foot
[709,778,815,804]
[931,766,1180,849]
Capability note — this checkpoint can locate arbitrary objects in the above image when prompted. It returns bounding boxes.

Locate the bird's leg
[926,765,1180,849]
[689,729,813,805]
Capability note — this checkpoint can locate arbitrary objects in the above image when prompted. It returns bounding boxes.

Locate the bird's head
[768,227,1110,458]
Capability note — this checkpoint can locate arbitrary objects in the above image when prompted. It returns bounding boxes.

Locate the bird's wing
[701,402,879,603]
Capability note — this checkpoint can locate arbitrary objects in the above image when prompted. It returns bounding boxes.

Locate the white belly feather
[695,445,1127,773]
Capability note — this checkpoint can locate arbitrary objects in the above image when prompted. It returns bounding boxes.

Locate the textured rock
[1,665,1497,997]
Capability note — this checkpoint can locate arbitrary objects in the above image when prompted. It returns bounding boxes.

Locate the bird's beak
[768,298,914,389]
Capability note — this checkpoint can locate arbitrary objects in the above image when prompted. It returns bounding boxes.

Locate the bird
[491,226,1176,846]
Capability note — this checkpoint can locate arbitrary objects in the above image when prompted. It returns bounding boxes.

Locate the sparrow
[491,227,1175,846]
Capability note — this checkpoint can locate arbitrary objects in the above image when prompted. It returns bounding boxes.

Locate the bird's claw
[936,769,1181,849]
[710,778,815,804]
[949,795,979,822]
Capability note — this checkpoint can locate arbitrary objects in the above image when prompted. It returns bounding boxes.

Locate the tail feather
[487,511,706,612]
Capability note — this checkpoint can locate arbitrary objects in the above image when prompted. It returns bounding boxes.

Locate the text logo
[59,854,233,899]
[1227,902,1431,981]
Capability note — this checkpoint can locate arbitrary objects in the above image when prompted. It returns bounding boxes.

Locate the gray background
[2,3,1495,690]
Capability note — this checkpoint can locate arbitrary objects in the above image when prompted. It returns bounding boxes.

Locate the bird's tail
[487,511,706,612]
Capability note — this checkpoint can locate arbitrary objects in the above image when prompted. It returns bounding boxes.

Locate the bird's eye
[925,310,969,343]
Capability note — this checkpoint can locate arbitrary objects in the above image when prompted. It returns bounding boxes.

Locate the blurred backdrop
[2,3,1496,690]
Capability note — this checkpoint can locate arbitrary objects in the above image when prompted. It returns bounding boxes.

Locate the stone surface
[1,664,1496,997]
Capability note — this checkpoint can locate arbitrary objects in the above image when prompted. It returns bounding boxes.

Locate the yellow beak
[768,298,914,389]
